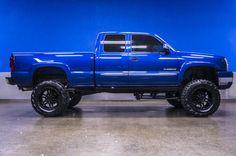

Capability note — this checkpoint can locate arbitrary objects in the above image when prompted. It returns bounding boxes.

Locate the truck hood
[176,51,227,71]
[177,51,224,59]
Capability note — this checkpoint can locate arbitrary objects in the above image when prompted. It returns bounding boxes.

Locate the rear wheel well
[182,67,218,86]
[33,67,68,86]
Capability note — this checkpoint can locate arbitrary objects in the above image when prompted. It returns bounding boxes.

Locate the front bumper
[218,71,233,89]
[5,77,16,85]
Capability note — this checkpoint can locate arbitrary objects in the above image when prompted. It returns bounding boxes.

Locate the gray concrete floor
[0,100,236,156]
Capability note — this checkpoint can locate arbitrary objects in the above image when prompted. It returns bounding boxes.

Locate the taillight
[10,54,15,72]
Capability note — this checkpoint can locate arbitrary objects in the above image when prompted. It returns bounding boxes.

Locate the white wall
[1,72,235,100]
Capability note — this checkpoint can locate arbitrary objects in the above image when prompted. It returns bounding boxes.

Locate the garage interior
[1,99,236,155]
[1,0,236,155]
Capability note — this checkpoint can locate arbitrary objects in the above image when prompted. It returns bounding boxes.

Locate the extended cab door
[95,34,129,87]
[128,34,180,86]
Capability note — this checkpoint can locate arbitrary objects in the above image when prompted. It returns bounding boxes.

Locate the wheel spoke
[191,88,213,112]
[42,100,48,106]
[39,88,59,110]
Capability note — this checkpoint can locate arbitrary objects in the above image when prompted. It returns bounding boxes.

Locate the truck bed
[12,52,95,87]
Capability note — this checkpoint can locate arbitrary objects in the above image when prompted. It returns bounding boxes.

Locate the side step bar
[134,93,179,100]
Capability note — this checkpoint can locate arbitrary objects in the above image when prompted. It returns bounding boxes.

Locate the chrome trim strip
[129,73,177,76]
[99,57,122,59]
[100,41,131,44]
[100,71,177,76]
[100,72,128,76]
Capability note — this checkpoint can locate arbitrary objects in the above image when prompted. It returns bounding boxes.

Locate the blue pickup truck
[6,32,233,117]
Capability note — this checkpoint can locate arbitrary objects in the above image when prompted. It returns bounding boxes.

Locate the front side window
[103,34,125,52]
[131,35,164,52]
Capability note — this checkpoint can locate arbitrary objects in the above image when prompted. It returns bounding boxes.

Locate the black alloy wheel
[39,88,60,112]
[190,88,213,113]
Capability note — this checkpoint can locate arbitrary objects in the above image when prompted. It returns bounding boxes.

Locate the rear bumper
[218,71,233,89]
[5,77,16,85]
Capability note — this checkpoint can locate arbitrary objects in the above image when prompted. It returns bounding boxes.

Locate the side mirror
[162,44,170,54]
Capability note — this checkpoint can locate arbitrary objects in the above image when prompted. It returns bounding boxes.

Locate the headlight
[224,58,228,71]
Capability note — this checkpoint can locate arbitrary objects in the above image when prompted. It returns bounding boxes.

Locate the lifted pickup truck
[6,32,233,117]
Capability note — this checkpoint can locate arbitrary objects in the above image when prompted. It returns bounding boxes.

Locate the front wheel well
[32,67,68,86]
[182,66,218,86]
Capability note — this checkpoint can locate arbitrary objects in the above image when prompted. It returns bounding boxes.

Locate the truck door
[128,34,180,86]
[96,34,129,87]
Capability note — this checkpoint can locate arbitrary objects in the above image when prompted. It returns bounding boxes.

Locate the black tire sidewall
[68,93,82,108]
[166,92,182,108]
[167,99,182,108]
[31,80,69,117]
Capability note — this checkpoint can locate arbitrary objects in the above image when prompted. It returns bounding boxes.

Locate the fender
[178,61,218,83]
[30,62,71,85]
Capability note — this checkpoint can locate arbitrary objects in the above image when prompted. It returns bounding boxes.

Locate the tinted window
[132,35,163,52]
[103,35,125,52]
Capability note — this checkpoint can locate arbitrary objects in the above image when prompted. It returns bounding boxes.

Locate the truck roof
[98,31,153,35]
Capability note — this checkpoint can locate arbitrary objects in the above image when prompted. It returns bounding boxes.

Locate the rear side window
[132,35,163,52]
[103,35,125,52]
